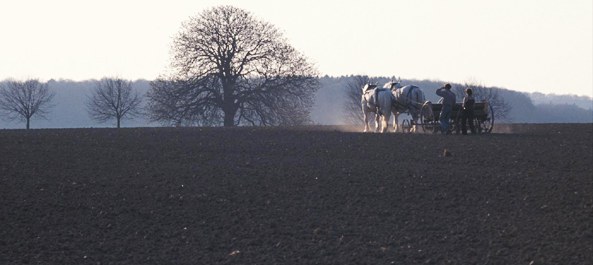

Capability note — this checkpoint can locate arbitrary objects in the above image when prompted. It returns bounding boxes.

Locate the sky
[1,0,591,97]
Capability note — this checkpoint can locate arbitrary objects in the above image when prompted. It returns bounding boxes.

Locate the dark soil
[1,124,592,264]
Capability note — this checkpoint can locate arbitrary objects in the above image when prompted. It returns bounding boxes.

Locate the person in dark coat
[461,88,476,135]
[436,83,456,134]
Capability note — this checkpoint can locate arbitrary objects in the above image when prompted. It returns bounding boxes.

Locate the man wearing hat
[436,83,456,134]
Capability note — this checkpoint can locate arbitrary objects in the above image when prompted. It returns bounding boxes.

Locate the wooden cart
[419,101,494,134]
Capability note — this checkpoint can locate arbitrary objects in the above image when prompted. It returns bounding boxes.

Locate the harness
[363,88,388,103]
[393,85,424,115]
[406,85,418,100]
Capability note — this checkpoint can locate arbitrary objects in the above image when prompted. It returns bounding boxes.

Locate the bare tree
[147,5,319,127]
[0,79,55,129]
[86,77,142,128]
[452,79,511,121]
[343,75,370,124]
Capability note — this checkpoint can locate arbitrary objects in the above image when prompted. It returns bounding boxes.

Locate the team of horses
[361,80,434,133]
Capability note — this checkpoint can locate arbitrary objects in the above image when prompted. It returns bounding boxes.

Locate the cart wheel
[420,102,436,133]
[473,117,482,134]
[479,104,495,133]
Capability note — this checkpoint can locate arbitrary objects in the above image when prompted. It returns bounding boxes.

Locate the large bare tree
[86,77,142,128]
[0,79,55,129]
[147,5,319,127]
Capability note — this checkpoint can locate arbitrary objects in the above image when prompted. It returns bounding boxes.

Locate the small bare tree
[0,79,55,129]
[452,79,511,121]
[86,77,142,128]
[343,75,370,124]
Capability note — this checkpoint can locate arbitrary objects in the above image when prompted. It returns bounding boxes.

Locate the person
[461,88,476,135]
[436,83,456,134]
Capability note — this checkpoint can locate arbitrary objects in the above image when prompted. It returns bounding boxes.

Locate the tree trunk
[117,118,121,128]
[223,109,235,127]
[26,117,30,130]
[222,81,236,127]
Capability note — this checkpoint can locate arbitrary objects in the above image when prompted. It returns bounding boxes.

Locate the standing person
[461,88,476,135]
[436,83,456,134]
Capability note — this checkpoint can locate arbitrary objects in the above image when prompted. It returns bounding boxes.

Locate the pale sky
[1,0,592,97]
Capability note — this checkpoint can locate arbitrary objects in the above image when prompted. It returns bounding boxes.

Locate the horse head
[362,83,377,93]
[384,79,403,91]
[361,83,378,102]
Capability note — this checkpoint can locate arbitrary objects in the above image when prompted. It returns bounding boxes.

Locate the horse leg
[374,113,380,133]
[410,112,417,133]
[392,111,399,132]
[363,110,370,132]
[382,112,390,133]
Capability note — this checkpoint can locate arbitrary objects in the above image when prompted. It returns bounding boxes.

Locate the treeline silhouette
[0,77,591,129]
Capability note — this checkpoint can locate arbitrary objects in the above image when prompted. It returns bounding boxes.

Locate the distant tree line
[1,76,591,129]
[529,92,593,110]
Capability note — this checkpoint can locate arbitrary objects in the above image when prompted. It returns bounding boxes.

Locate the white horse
[384,81,433,133]
[361,84,397,133]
